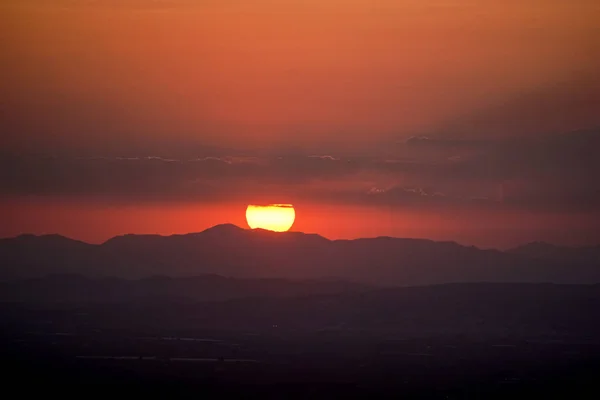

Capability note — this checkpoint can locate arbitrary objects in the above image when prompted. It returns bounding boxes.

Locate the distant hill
[0,274,369,304]
[3,279,599,338]
[1,224,599,285]
[509,241,600,264]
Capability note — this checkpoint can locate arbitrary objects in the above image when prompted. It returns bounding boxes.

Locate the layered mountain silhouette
[508,241,600,264]
[2,278,599,338]
[0,274,369,304]
[1,224,599,285]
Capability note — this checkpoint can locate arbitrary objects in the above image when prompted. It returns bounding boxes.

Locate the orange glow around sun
[246,204,296,232]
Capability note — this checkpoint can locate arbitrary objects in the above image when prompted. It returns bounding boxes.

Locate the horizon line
[2,223,598,251]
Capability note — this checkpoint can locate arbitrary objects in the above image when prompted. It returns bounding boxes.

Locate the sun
[246,204,296,232]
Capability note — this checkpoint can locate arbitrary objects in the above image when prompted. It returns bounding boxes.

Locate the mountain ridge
[1,224,599,284]
[5,224,598,250]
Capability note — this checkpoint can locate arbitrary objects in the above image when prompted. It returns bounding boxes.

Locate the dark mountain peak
[509,241,569,258]
[101,233,165,247]
[1,233,90,248]
[198,223,248,240]
[202,223,246,234]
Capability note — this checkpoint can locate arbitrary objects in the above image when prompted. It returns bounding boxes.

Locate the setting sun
[246,204,296,232]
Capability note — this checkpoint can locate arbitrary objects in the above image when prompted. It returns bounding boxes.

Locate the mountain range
[1,224,599,285]
[2,278,599,339]
[0,274,369,304]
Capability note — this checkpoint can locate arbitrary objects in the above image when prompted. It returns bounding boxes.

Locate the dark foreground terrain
[2,280,600,398]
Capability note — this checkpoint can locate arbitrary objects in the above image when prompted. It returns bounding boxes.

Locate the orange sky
[3,0,598,151]
[1,1,599,247]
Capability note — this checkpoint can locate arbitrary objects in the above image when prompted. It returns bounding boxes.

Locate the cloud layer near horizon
[2,130,598,213]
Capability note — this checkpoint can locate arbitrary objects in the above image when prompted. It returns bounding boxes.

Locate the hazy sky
[1,1,599,247]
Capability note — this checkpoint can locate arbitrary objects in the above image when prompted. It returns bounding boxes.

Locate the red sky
[1,1,599,247]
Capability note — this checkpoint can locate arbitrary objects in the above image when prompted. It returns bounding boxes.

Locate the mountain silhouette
[1,224,599,285]
[0,274,369,304]
[509,241,600,264]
